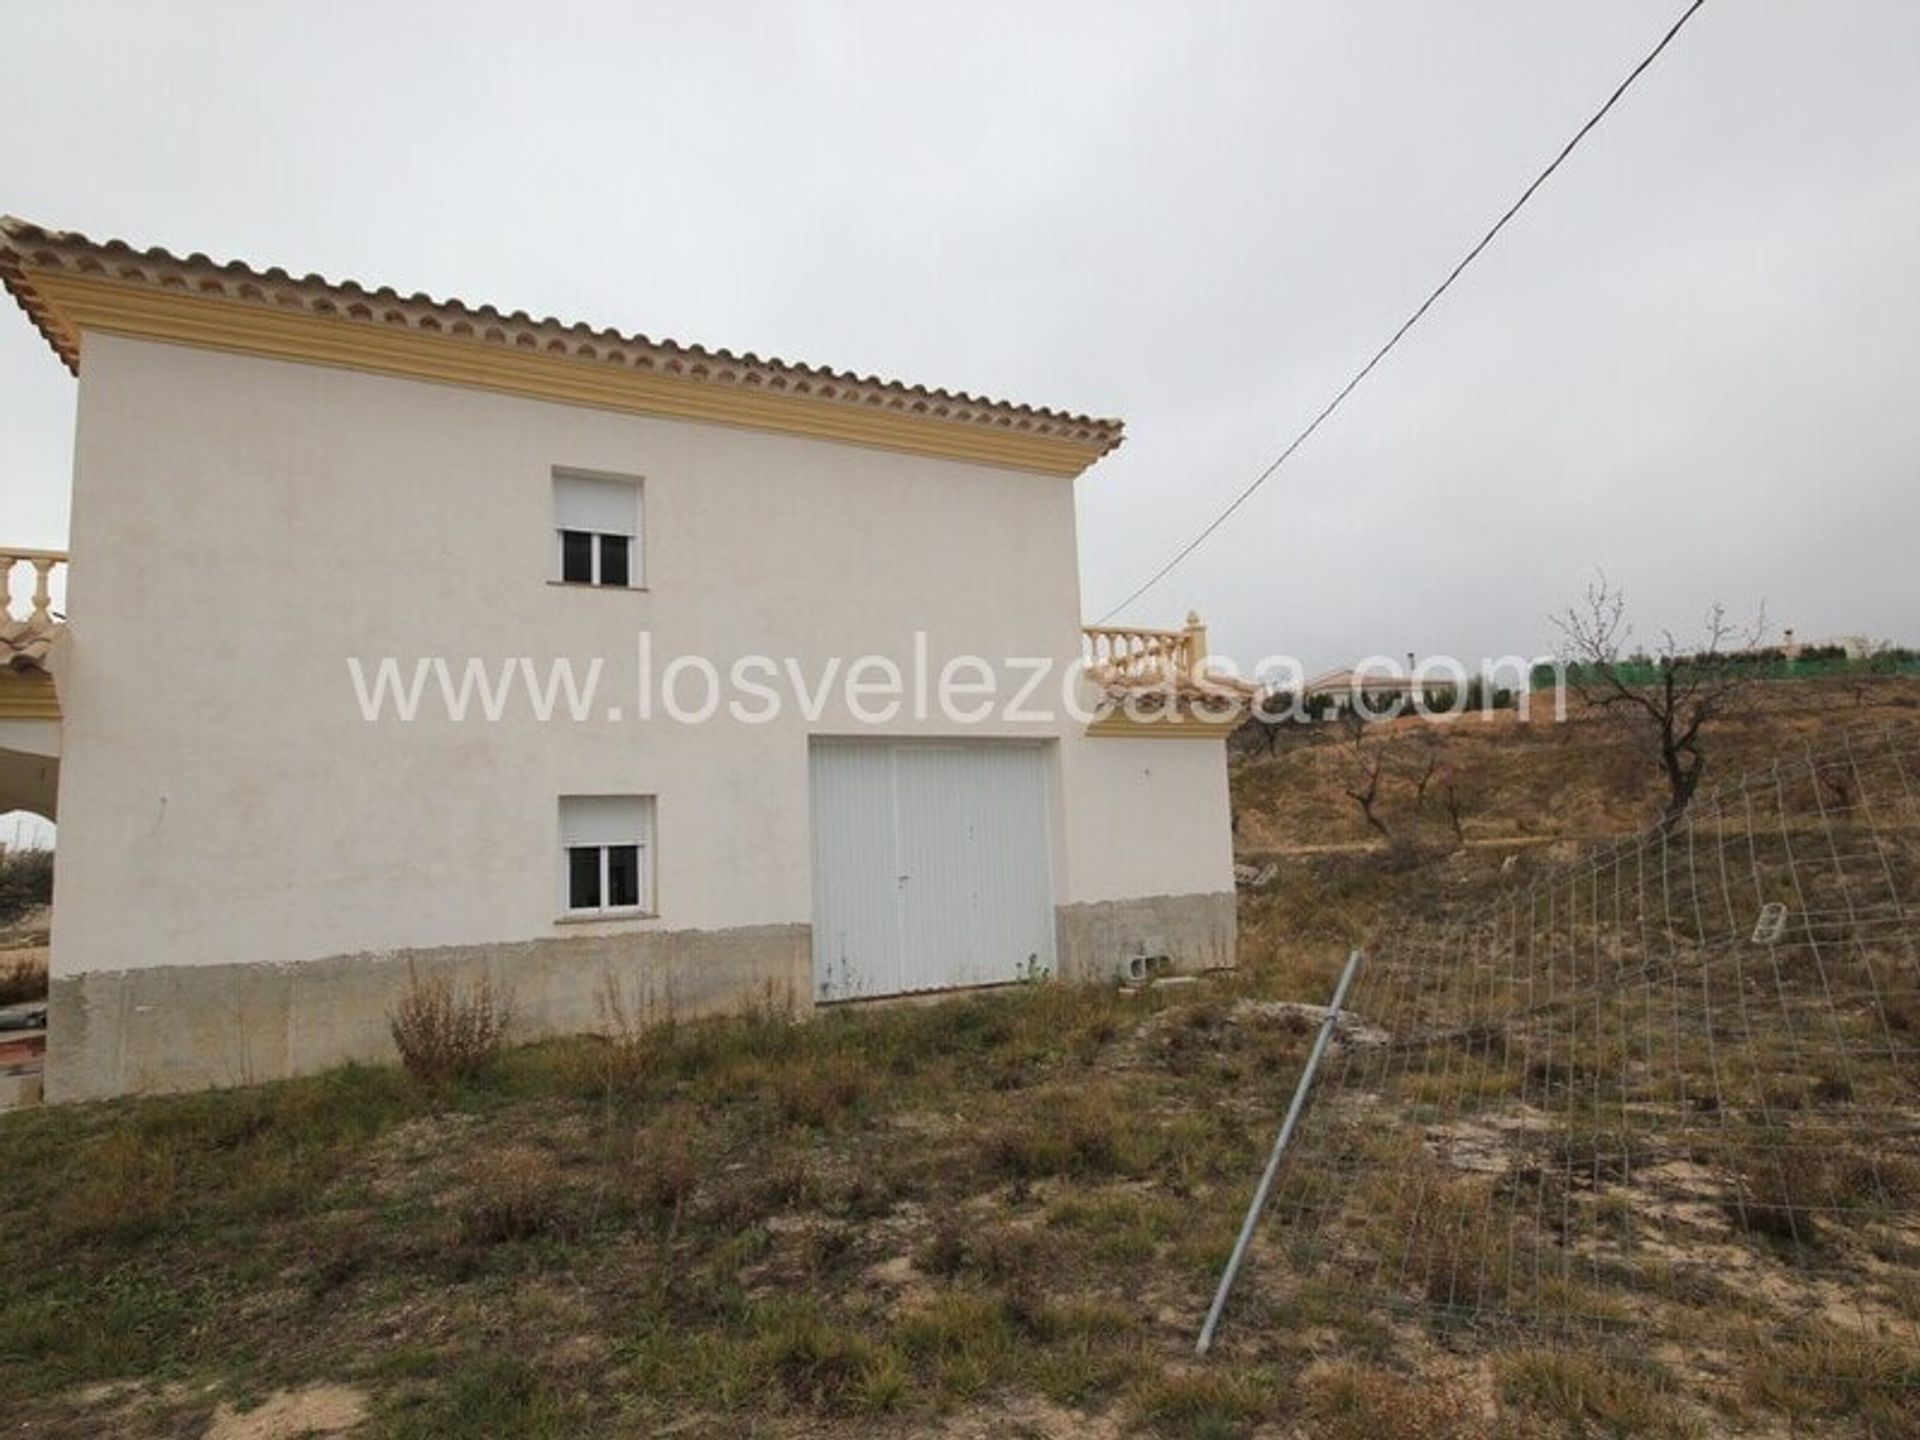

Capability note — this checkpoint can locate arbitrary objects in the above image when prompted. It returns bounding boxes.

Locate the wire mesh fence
[1259,722,1920,1373]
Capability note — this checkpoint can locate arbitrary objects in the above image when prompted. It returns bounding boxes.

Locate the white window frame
[552,468,644,589]
[559,795,655,918]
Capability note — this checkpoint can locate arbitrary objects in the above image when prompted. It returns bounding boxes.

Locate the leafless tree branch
[1551,575,1766,825]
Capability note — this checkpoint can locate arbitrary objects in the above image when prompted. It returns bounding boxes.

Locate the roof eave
[0,216,1124,476]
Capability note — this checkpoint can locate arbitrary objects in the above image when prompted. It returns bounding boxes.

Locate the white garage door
[809,740,1055,1001]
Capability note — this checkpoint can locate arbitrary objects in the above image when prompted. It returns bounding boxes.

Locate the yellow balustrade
[0,549,67,627]
[1080,611,1209,686]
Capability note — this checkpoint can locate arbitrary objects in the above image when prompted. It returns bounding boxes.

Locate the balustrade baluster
[30,557,54,624]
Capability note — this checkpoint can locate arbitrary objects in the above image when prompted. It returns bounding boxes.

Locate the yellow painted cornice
[22,267,1115,477]
[1084,705,1241,739]
[0,672,59,722]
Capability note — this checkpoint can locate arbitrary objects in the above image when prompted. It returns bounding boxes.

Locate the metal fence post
[1195,947,1366,1356]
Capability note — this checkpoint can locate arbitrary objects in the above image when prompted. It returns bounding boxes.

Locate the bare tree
[1440,770,1471,844]
[1850,639,1897,708]
[1253,699,1294,755]
[1340,712,1392,839]
[1237,690,1310,758]
[1552,577,1764,826]
[1406,732,1442,810]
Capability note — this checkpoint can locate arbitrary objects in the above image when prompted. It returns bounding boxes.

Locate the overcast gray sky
[3,1,1915,673]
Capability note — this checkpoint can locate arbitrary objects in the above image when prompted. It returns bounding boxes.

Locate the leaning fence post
[1195,946,1366,1356]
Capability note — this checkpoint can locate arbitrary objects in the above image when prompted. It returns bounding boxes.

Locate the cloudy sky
[3,1,1915,674]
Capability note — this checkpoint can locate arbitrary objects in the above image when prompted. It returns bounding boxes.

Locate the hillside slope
[0,680,1914,1437]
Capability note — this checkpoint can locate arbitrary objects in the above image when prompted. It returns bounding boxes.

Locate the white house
[0,218,1242,1103]
[1301,659,1459,716]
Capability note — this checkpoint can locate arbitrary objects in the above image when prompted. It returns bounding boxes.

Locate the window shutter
[560,795,651,848]
[553,474,638,536]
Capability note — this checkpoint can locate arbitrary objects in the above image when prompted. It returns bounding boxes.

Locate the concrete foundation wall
[46,889,1235,1101]
[46,921,810,1103]
[1055,890,1237,985]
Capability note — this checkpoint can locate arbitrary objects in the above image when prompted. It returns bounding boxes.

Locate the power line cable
[1095,0,1709,623]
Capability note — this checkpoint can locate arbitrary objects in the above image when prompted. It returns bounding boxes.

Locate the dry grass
[1741,1330,1920,1437]
[1130,1365,1281,1436]
[1376,1169,1509,1309]
[456,1145,574,1246]
[0,847,52,927]
[0,949,46,1006]
[1302,1363,1484,1440]
[1494,1349,1689,1437]
[1232,676,1920,856]
[5,683,1919,1436]
[7,943,1916,1437]
[387,964,513,1087]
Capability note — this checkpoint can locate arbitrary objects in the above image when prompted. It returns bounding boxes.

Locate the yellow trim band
[0,672,60,721]
[31,272,1106,477]
[1084,708,1240,739]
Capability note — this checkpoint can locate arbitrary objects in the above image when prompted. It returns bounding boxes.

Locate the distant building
[1301,654,1461,714]
[1779,628,1874,661]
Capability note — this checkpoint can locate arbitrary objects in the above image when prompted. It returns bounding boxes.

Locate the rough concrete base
[45,922,811,1104]
[44,895,1239,1103]
[1053,890,1238,985]
[0,1070,43,1111]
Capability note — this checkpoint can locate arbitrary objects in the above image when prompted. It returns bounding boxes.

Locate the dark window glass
[567,846,601,910]
[607,844,642,908]
[561,529,593,584]
[599,534,631,588]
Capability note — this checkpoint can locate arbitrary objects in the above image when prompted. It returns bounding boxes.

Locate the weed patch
[389,965,512,1087]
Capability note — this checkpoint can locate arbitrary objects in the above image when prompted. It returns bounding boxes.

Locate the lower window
[559,795,654,915]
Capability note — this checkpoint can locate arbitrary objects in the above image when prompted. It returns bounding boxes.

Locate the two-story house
[0,218,1242,1104]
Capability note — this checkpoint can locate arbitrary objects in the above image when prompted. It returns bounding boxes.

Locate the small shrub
[60,1130,181,1243]
[1721,1135,1831,1243]
[1305,1363,1481,1440]
[1496,1349,1674,1435]
[706,1153,818,1228]
[1836,1150,1920,1207]
[1883,990,1920,1037]
[1546,1126,1648,1185]
[434,1352,595,1435]
[797,1224,857,1276]
[1131,1366,1280,1436]
[0,847,52,926]
[629,1126,699,1229]
[590,972,674,1096]
[1743,1330,1920,1434]
[755,1306,902,1414]
[918,1218,970,1277]
[833,1169,899,1221]
[0,951,47,1006]
[388,964,512,1086]
[896,1291,1019,1400]
[916,1217,1040,1280]
[1385,1174,1506,1307]
[459,1146,570,1245]
[771,1051,868,1128]
[982,1087,1146,1182]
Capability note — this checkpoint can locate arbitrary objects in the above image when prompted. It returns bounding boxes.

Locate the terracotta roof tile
[0,218,1124,458]
[0,619,56,674]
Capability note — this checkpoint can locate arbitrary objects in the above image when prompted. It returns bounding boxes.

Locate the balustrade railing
[1081,611,1209,687]
[0,549,66,627]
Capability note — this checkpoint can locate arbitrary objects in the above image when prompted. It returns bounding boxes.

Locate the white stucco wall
[1055,737,1234,904]
[51,334,1232,981]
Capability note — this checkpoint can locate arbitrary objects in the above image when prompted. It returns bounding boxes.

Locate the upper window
[553,470,642,588]
[559,794,654,916]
